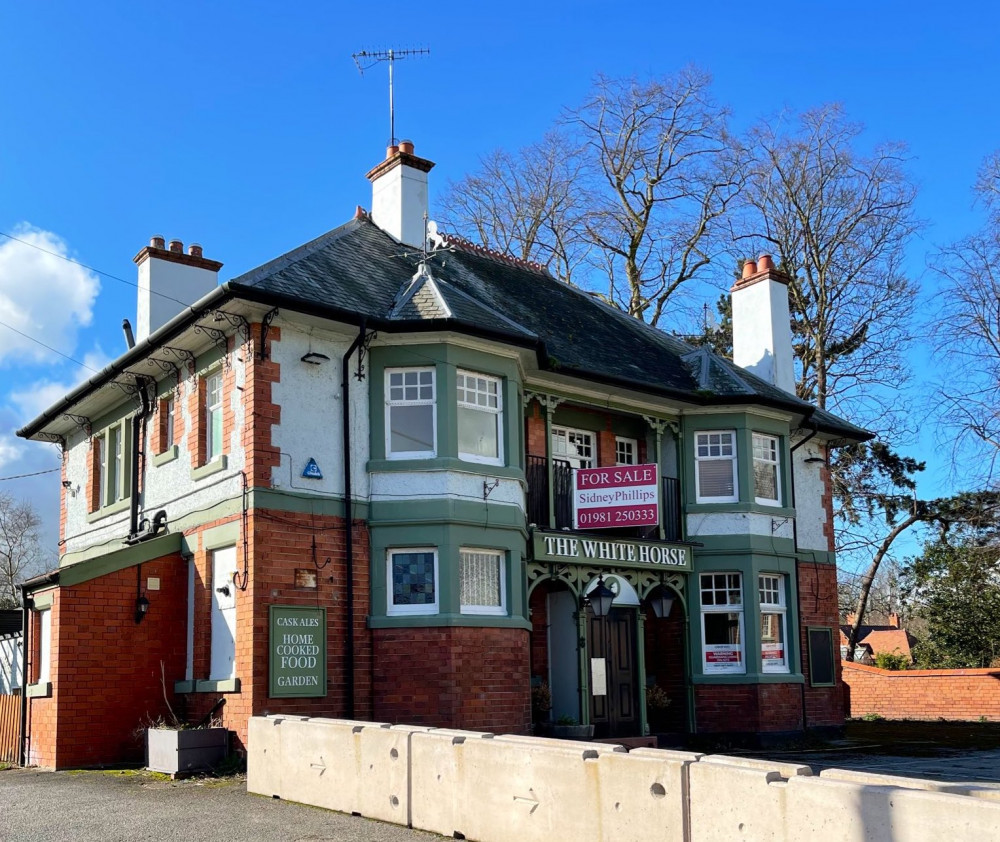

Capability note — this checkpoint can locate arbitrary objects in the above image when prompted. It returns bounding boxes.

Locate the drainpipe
[18,584,28,767]
[789,422,819,733]
[342,320,367,720]
[128,380,153,540]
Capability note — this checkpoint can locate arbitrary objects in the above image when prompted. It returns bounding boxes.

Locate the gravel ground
[0,768,445,842]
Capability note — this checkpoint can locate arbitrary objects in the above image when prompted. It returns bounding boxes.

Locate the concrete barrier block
[689,759,788,842]
[819,767,968,793]
[410,730,491,837]
[246,715,283,798]
[454,738,604,842]
[358,723,418,825]
[785,775,1000,840]
[629,747,705,763]
[596,750,694,842]
[277,717,364,813]
[705,754,813,777]
[494,734,627,753]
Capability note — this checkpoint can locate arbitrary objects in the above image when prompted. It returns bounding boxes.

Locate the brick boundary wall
[843,661,1000,722]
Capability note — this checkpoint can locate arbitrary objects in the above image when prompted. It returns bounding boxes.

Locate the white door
[210,546,237,681]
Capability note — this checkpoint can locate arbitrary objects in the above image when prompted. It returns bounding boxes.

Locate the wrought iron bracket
[210,310,250,344]
[145,355,181,387]
[62,413,92,438]
[355,329,377,381]
[160,346,196,371]
[259,308,279,360]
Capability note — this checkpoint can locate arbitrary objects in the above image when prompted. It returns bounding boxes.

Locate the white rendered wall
[370,471,524,511]
[0,636,21,693]
[791,440,830,553]
[61,345,247,557]
[136,257,218,342]
[732,279,795,394]
[686,511,795,542]
[268,327,371,502]
[371,164,428,248]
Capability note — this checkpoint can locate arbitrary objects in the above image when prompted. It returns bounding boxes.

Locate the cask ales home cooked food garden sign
[269,605,327,697]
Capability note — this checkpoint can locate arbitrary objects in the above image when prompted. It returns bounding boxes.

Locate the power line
[0,318,99,372]
[0,229,193,307]
[0,467,60,481]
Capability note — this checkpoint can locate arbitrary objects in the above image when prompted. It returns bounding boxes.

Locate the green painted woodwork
[58,533,183,587]
[201,522,240,552]
[26,682,52,698]
[368,615,532,630]
[152,445,179,467]
[370,498,525,531]
[31,590,54,609]
[693,534,798,557]
[174,678,242,694]
[691,673,805,685]
[367,458,525,480]
[190,455,228,482]
[85,496,131,524]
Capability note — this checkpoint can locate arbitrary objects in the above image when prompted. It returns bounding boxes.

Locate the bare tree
[0,492,44,608]
[735,104,919,426]
[570,68,742,326]
[932,150,1000,479]
[438,132,589,285]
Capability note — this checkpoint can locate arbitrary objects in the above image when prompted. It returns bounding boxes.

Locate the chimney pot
[399,139,414,155]
[151,235,165,250]
[758,254,774,272]
[741,260,758,279]
[188,243,203,258]
[168,239,183,254]
[889,612,900,628]
[386,144,399,159]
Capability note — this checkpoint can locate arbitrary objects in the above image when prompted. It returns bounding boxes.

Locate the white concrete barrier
[820,767,968,793]
[689,760,789,842]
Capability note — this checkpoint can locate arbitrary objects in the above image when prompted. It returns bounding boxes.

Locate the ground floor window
[700,572,745,674]
[36,608,51,684]
[388,548,438,616]
[759,573,789,673]
[459,548,506,615]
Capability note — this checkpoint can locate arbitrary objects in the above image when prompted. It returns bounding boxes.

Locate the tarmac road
[0,768,445,842]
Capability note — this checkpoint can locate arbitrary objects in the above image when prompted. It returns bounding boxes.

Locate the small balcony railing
[526,455,682,542]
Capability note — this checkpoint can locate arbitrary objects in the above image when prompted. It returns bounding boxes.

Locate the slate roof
[227,216,869,440]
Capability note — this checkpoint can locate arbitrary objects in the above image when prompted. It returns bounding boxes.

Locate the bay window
[700,572,745,674]
[386,368,436,458]
[387,548,438,616]
[759,573,789,673]
[695,431,738,503]
[459,548,506,615]
[457,370,503,465]
[752,433,781,505]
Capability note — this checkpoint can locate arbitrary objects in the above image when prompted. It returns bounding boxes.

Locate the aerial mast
[352,47,430,146]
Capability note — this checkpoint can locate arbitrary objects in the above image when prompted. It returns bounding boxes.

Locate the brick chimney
[731,255,795,394]
[888,612,900,628]
[366,139,435,248]
[133,237,223,342]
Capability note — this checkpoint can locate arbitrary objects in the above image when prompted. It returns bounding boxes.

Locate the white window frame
[752,433,781,506]
[37,608,52,684]
[456,370,504,466]
[385,367,437,459]
[165,395,176,450]
[551,426,595,469]
[615,436,638,466]
[387,547,439,616]
[694,430,739,504]
[759,573,789,674]
[699,572,746,675]
[205,370,224,462]
[97,421,129,508]
[459,547,507,616]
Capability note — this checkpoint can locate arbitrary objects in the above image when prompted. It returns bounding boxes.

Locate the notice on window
[573,464,659,530]
[761,643,784,662]
[704,644,744,675]
[269,605,327,698]
[590,658,608,696]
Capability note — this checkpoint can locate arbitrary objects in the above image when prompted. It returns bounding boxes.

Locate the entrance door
[588,607,638,738]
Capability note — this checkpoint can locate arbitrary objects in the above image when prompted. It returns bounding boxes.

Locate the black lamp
[588,575,616,618]
[135,595,150,624]
[649,587,675,619]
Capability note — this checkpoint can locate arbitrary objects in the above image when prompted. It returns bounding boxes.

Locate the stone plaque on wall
[268,605,327,698]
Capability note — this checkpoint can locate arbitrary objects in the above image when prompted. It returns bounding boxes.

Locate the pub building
[15,140,867,768]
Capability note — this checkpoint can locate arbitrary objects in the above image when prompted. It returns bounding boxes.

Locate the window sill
[152,445,179,467]
[26,682,52,698]
[692,673,804,685]
[370,614,531,630]
[86,497,132,524]
[190,455,228,482]
[368,457,523,480]
[686,502,796,518]
[174,678,241,694]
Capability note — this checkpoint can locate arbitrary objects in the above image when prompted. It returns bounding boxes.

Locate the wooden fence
[0,693,20,763]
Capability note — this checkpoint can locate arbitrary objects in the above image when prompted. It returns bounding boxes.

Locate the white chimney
[731,254,796,394]
[365,139,434,248]
[133,237,223,342]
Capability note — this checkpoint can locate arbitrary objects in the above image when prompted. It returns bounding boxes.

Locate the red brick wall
[27,553,188,768]
[843,662,1000,721]
[695,682,802,734]
[644,611,687,733]
[529,584,551,683]
[373,626,531,734]
[797,561,845,728]
[525,403,545,459]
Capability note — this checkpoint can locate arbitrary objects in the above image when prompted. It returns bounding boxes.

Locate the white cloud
[0,224,101,365]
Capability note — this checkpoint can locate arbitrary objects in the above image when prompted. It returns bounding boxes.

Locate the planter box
[146,727,229,775]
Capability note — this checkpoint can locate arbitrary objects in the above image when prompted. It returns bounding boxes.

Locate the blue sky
[2,1,998,561]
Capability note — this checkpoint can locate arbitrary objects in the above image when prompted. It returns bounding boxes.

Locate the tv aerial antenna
[352,47,430,146]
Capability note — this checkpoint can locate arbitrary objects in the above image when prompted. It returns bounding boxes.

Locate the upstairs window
[93,421,129,511]
[551,426,594,469]
[615,436,638,466]
[695,431,737,503]
[164,396,175,449]
[205,371,224,461]
[759,574,789,673]
[457,370,503,465]
[752,433,781,505]
[386,368,436,458]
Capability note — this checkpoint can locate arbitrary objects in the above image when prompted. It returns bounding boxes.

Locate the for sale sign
[573,464,659,530]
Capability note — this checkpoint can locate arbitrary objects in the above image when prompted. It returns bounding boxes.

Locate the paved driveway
[0,768,444,842]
